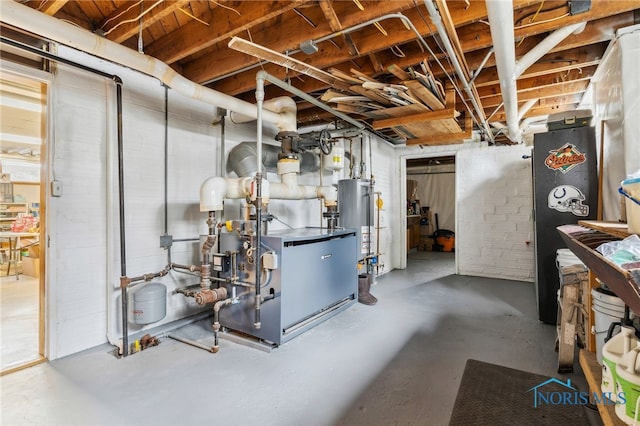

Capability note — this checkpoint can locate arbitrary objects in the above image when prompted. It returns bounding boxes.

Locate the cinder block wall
[456,145,535,282]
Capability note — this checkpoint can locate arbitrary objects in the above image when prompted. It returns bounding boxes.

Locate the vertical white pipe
[487,0,586,143]
[256,75,265,175]
[486,0,520,142]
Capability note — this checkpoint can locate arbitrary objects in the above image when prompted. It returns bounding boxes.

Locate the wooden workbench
[579,350,626,426]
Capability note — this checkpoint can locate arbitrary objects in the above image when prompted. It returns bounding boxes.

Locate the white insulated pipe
[200,174,338,211]
[487,0,586,142]
[486,0,520,142]
[518,98,539,122]
[0,1,296,132]
[514,23,587,77]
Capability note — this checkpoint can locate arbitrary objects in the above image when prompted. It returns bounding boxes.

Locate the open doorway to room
[0,70,47,374]
[405,155,456,264]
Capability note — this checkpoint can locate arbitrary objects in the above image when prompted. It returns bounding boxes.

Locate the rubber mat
[449,359,590,425]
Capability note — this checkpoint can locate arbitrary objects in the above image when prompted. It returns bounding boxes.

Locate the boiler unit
[217,227,357,346]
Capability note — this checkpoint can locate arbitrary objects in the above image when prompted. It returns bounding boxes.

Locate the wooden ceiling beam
[287,12,622,102]
[99,0,190,44]
[538,92,584,107]
[297,108,335,124]
[184,0,542,86]
[318,0,341,32]
[473,42,608,88]
[144,1,311,65]
[480,80,590,108]
[39,0,68,16]
[372,109,460,130]
[475,66,597,98]
[73,1,106,22]
[431,12,626,81]
[183,0,417,84]
[318,0,360,56]
[369,53,384,73]
[455,6,637,55]
[489,103,579,123]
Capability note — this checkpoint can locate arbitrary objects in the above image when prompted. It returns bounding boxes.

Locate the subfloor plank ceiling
[2,0,639,146]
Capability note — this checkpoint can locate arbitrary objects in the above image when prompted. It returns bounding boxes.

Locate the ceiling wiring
[514,13,570,30]
[209,0,241,16]
[101,1,143,30]
[516,1,544,48]
[177,7,209,26]
[292,8,317,28]
[514,3,568,26]
[102,0,164,37]
[390,45,406,58]
[373,21,388,36]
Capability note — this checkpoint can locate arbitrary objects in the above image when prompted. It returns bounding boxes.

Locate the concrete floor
[0,251,599,425]
[0,274,40,371]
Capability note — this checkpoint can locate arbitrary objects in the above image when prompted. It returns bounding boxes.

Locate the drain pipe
[113,80,130,357]
[0,1,293,131]
[0,36,131,353]
[423,0,493,142]
[486,0,586,142]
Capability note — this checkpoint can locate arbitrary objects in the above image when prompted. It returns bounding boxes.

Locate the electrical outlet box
[569,0,591,15]
[51,180,63,197]
[262,252,279,270]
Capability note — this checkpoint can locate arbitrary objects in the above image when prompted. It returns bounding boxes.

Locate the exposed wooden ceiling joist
[4,0,638,144]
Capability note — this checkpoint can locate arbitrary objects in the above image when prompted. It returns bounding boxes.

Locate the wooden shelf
[557,223,640,314]
[579,350,626,426]
[578,220,634,239]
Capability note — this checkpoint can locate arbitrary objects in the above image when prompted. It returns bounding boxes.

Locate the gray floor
[0,274,40,370]
[0,251,599,426]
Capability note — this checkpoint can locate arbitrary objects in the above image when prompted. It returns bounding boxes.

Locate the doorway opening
[0,70,47,374]
[404,155,456,265]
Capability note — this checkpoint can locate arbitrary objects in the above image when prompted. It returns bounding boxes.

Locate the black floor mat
[449,359,590,425]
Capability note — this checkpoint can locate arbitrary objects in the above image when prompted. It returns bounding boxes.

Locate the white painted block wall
[455,145,535,282]
[42,46,535,359]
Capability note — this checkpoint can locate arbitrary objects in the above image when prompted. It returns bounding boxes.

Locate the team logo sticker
[548,185,589,217]
[544,144,586,174]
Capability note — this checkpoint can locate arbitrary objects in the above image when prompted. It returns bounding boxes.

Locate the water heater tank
[133,282,167,325]
[338,179,374,261]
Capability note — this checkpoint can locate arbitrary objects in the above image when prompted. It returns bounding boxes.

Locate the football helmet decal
[548,185,589,216]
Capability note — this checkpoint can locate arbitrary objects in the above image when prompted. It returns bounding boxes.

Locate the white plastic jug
[615,347,640,425]
[602,326,639,401]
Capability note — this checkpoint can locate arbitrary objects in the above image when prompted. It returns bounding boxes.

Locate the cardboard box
[28,245,39,258]
[22,256,40,278]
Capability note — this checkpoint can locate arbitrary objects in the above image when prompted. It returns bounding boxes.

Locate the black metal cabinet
[533,126,597,324]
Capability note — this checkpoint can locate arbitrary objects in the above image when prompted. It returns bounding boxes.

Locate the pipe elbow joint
[318,186,338,206]
[200,177,226,212]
